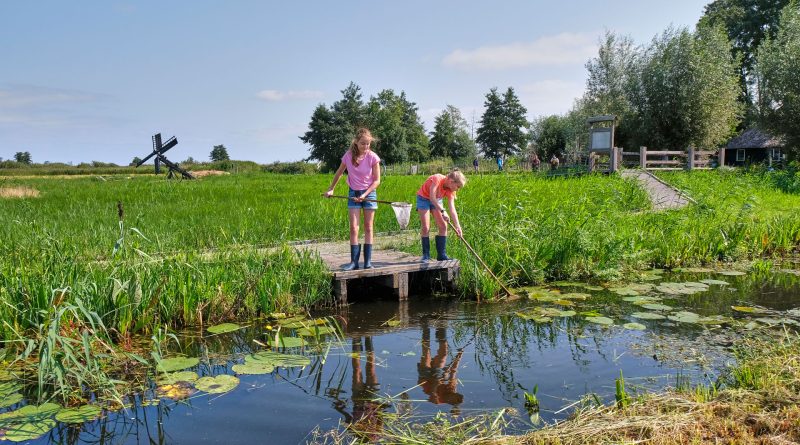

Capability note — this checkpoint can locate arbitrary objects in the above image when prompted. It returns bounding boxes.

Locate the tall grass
[2,169,800,342]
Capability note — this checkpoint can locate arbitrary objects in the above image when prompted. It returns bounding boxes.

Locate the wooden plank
[646,160,684,165]
[646,151,686,156]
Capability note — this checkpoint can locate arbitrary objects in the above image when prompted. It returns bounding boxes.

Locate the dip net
[390,202,412,229]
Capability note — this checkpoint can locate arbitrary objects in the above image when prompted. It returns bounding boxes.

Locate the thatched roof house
[723,128,784,166]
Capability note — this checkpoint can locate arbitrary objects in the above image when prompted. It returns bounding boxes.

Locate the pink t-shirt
[342,150,380,190]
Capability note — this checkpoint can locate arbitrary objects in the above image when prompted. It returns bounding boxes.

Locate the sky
[0,1,710,165]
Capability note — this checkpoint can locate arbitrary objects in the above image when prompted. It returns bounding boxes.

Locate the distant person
[416,169,466,262]
[550,154,560,170]
[496,156,503,172]
[324,128,381,270]
[531,152,540,171]
[472,157,479,174]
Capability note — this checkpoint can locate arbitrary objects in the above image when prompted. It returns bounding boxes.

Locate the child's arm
[447,198,462,237]
[324,162,347,197]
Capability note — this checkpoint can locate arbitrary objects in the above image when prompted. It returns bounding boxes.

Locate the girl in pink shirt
[324,128,382,270]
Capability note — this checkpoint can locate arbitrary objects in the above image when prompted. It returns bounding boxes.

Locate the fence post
[639,146,647,169]
[610,147,618,173]
[718,148,725,167]
[588,152,595,172]
[687,146,694,171]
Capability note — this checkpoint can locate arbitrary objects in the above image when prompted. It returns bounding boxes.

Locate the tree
[756,4,800,155]
[14,152,32,164]
[210,144,230,161]
[430,105,476,160]
[699,0,791,114]
[476,87,529,160]
[530,115,567,160]
[301,82,367,171]
[627,26,741,150]
[130,157,142,166]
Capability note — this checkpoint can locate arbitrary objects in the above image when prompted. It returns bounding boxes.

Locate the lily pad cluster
[0,403,60,442]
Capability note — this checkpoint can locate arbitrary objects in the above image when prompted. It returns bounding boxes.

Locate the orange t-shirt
[417,174,456,200]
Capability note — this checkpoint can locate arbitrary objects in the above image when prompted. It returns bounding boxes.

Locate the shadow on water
[12,268,800,444]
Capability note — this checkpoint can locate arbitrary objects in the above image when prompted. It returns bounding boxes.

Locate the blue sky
[1,1,709,165]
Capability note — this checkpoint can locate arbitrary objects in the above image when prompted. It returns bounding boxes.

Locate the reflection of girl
[417,325,464,406]
[324,128,381,270]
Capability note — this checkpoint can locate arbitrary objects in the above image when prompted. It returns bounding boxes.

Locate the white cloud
[256,89,324,102]
[519,79,586,116]
[442,33,597,70]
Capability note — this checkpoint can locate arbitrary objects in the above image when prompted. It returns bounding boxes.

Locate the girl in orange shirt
[415,169,467,261]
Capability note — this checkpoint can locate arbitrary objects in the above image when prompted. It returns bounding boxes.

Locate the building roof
[727,128,783,149]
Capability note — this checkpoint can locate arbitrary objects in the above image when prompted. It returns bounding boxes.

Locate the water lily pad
[718,270,746,276]
[279,317,328,329]
[676,267,713,273]
[2,419,56,442]
[552,299,576,307]
[755,317,800,326]
[585,316,614,326]
[610,287,640,296]
[667,311,701,323]
[0,382,21,397]
[156,371,199,385]
[582,285,605,291]
[141,399,160,407]
[622,296,659,303]
[579,310,603,317]
[55,405,102,424]
[655,282,708,295]
[269,312,287,319]
[232,362,275,375]
[247,351,311,368]
[559,293,591,300]
[556,310,576,317]
[297,326,337,336]
[384,319,401,327]
[630,312,666,320]
[732,306,764,314]
[207,323,241,334]
[640,303,673,311]
[156,382,194,400]
[699,279,729,286]
[623,323,647,331]
[0,370,14,382]
[550,281,585,287]
[0,393,23,409]
[265,336,307,348]
[156,356,199,373]
[195,375,239,394]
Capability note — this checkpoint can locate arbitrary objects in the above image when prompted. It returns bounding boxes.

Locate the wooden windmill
[135,133,194,179]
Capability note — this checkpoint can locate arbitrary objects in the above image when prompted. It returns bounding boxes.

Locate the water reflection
[11,269,800,444]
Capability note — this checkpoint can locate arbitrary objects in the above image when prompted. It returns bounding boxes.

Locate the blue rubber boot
[363,244,373,269]
[421,237,431,262]
[435,235,451,261]
[342,244,361,271]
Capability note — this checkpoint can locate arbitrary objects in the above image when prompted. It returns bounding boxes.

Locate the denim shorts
[416,195,443,211]
[348,188,378,210]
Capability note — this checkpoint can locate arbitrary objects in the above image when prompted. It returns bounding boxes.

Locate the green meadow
[1,169,799,342]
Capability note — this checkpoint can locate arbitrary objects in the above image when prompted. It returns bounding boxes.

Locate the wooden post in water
[639,146,647,169]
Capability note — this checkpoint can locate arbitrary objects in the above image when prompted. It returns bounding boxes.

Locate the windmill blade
[136,150,158,167]
[160,136,178,154]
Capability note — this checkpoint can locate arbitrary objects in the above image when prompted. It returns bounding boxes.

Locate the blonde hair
[350,128,374,166]
[447,168,467,187]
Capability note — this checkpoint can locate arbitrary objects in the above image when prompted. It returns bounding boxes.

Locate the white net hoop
[390,202,412,229]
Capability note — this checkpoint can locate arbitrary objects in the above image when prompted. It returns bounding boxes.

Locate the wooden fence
[591,147,721,173]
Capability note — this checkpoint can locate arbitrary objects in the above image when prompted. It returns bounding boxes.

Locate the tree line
[302,1,800,168]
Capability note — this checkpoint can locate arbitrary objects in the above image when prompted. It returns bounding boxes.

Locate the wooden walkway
[296,237,460,304]
[621,169,693,211]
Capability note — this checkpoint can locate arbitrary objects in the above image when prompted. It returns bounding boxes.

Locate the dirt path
[620,169,693,211]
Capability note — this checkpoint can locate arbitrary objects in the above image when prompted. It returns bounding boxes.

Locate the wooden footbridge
[297,237,460,304]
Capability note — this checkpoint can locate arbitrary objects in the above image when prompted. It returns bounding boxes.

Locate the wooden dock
[316,248,459,304]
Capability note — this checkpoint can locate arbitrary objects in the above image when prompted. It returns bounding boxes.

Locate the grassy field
[1,169,799,343]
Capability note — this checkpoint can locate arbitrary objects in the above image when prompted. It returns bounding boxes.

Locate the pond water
[6,268,800,444]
